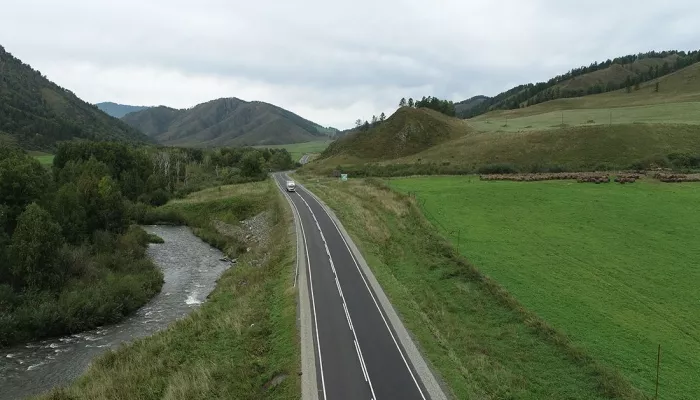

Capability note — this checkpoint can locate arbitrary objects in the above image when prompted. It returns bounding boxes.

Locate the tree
[9,203,64,289]
[655,82,660,92]
[371,115,379,126]
[53,183,87,244]
[97,176,126,234]
[241,150,264,177]
[362,121,370,131]
[0,149,51,232]
[408,98,414,107]
[379,112,386,122]
[355,119,363,129]
[399,98,407,107]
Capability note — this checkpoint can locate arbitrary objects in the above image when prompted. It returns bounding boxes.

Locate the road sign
[340,174,348,181]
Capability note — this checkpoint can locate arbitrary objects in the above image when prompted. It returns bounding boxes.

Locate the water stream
[0,225,232,400]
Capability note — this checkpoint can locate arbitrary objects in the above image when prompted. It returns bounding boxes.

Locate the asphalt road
[275,173,430,400]
[299,154,311,164]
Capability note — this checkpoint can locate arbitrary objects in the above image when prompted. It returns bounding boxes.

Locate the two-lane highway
[275,173,435,400]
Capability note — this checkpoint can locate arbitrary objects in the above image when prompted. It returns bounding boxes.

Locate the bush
[477,163,519,174]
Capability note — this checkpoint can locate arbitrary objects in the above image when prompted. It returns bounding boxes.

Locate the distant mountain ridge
[0,45,152,150]
[460,50,700,118]
[96,102,151,118]
[122,97,333,147]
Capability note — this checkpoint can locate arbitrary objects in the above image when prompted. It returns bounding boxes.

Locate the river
[0,225,232,400]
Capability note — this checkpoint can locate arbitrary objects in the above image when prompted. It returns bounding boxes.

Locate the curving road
[274,173,447,400]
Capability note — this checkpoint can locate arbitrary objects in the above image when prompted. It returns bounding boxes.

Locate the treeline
[0,142,295,346]
[462,50,700,118]
[351,95,457,132]
[400,96,456,117]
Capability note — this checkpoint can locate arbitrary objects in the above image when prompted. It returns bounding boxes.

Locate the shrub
[478,163,519,174]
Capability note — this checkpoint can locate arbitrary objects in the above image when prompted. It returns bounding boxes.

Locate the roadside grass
[255,140,333,162]
[294,176,643,400]
[469,102,700,133]
[38,179,300,400]
[390,176,700,400]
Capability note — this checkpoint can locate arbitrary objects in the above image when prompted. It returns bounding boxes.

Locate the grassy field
[39,179,300,400]
[256,140,333,162]
[294,175,643,400]
[26,151,54,165]
[470,102,700,133]
[390,176,700,400]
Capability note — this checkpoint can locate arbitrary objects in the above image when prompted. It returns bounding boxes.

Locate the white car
[286,180,296,192]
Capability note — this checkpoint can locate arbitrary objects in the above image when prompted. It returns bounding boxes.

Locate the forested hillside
[122,97,331,147]
[0,45,152,150]
[462,50,700,118]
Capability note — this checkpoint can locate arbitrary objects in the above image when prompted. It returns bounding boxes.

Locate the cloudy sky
[2,0,698,129]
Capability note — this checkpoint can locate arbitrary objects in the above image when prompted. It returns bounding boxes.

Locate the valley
[2,35,700,400]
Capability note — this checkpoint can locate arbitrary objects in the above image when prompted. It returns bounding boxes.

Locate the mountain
[0,45,152,150]
[461,50,700,118]
[96,102,150,118]
[122,97,332,147]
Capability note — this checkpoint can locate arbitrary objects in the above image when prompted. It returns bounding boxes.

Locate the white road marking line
[343,302,354,331]
[354,340,369,382]
[295,183,428,400]
[275,176,327,400]
[294,188,377,400]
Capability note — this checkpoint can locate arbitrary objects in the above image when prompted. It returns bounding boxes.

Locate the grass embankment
[255,140,332,162]
[39,179,300,400]
[390,176,700,400]
[295,176,643,400]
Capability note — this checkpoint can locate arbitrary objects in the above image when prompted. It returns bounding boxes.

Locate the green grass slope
[392,176,700,400]
[398,123,700,170]
[122,97,331,147]
[0,45,152,151]
[95,102,150,118]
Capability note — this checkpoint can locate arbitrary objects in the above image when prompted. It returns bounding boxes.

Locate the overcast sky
[2,0,699,129]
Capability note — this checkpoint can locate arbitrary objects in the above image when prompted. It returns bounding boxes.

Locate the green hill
[122,97,332,147]
[309,61,700,174]
[461,50,700,118]
[321,107,469,161]
[0,45,152,151]
[96,102,151,118]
